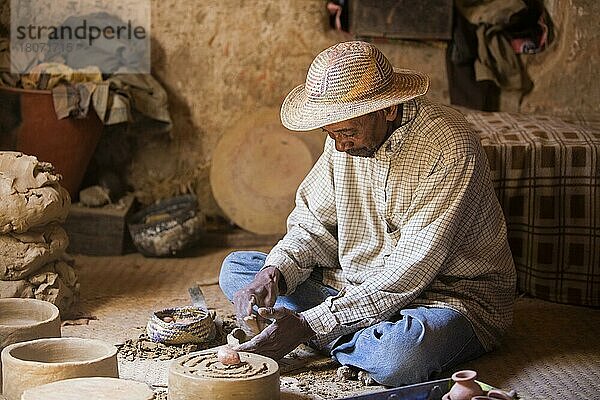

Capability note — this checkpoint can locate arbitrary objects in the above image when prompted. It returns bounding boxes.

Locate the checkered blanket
[465,111,600,307]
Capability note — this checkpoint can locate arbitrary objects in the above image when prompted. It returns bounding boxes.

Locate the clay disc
[21,377,154,400]
[169,349,280,400]
[211,109,325,235]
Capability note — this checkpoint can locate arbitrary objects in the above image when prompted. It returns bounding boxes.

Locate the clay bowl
[0,298,61,347]
[21,377,154,400]
[1,337,118,400]
[0,299,61,391]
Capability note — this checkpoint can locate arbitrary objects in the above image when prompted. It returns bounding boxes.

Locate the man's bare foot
[336,365,376,386]
[358,370,376,386]
[336,365,358,381]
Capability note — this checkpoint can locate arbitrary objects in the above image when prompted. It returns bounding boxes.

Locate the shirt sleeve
[263,139,340,294]
[301,152,484,346]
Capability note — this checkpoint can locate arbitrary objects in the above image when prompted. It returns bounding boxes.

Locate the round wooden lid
[21,377,154,400]
[210,109,325,235]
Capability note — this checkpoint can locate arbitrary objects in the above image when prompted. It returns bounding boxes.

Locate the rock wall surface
[1,0,597,216]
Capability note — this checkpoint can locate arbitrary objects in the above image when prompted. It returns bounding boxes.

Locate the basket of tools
[146,285,216,345]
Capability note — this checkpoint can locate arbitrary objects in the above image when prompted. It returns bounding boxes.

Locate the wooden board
[210,109,325,235]
[350,0,453,40]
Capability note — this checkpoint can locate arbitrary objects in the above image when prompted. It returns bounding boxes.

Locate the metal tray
[337,378,496,400]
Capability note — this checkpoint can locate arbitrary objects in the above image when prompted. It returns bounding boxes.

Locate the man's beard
[346,146,377,158]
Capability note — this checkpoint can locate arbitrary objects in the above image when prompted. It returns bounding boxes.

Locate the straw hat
[280,41,430,131]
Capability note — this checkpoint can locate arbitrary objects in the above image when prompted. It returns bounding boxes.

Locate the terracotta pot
[1,337,118,400]
[0,87,103,199]
[21,377,154,400]
[442,370,484,400]
[0,299,61,393]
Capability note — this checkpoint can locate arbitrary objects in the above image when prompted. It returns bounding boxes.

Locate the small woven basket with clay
[146,306,216,345]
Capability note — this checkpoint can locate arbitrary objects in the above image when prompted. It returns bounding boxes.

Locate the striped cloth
[264,97,516,350]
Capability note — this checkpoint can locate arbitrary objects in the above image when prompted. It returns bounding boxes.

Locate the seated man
[219,41,516,387]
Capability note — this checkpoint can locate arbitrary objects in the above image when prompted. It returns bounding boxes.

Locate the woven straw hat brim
[281,69,430,131]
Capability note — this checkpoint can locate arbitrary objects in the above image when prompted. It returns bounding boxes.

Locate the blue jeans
[219,251,486,387]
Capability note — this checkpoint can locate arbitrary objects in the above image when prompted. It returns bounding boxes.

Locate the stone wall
[521,0,600,115]
[139,0,600,216]
[139,0,449,215]
[1,0,598,216]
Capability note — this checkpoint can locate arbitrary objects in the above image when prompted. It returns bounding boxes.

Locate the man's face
[322,109,391,157]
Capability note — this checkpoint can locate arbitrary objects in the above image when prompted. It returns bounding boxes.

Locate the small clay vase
[444,370,485,400]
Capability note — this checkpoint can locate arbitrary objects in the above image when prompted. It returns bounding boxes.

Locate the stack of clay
[0,152,78,315]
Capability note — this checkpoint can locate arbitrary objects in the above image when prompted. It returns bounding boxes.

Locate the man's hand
[234,307,315,360]
[233,266,283,335]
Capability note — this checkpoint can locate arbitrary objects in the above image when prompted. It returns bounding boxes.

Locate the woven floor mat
[74,248,234,296]
[65,248,248,344]
[65,250,600,399]
[462,297,600,399]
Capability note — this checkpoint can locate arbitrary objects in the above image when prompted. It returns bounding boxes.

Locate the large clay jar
[1,337,118,400]
[443,370,484,400]
[0,299,61,392]
[0,87,103,200]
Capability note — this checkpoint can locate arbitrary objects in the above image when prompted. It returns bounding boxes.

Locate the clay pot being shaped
[442,370,485,400]
[1,337,118,400]
[0,299,61,391]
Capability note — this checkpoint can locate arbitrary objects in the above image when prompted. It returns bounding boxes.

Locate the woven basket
[146,306,216,345]
[128,195,204,257]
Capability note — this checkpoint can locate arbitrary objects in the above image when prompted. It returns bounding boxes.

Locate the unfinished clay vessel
[169,349,279,400]
[21,377,154,400]
[442,370,484,400]
[0,299,61,391]
[1,337,118,400]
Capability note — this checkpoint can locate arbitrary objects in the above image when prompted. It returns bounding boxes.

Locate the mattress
[465,111,600,307]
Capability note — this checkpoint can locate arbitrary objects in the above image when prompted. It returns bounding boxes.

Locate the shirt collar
[374,99,419,161]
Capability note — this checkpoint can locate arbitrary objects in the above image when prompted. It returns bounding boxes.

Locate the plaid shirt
[265,97,516,350]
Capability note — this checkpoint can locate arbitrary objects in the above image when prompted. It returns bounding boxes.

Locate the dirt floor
[62,247,384,399]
